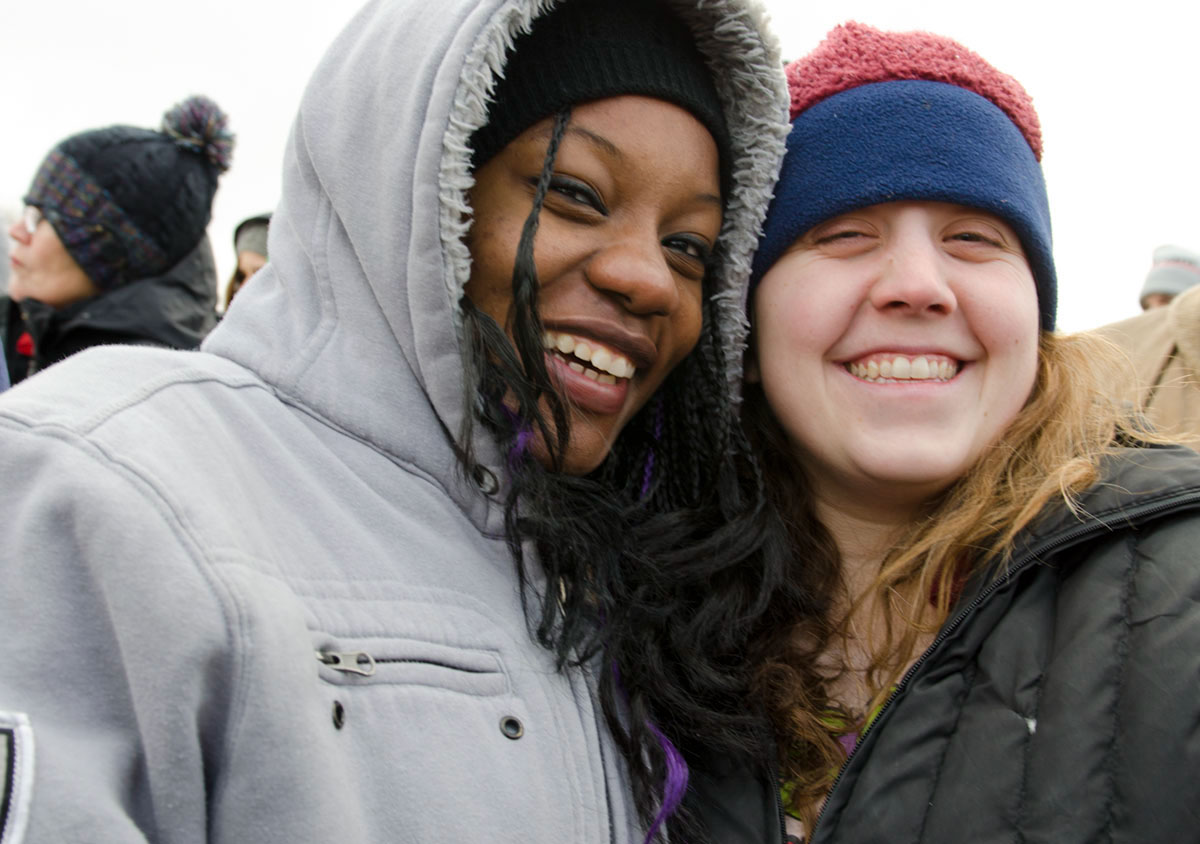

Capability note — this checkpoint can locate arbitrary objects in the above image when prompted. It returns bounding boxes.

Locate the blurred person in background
[1,96,229,386]
[1137,244,1200,311]
[223,212,270,309]
[1097,244,1200,442]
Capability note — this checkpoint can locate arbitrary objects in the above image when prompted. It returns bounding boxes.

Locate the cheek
[983,303,1040,422]
[37,235,77,276]
[752,261,842,360]
[676,291,705,356]
[464,223,517,318]
[1015,335,1040,403]
[753,292,822,366]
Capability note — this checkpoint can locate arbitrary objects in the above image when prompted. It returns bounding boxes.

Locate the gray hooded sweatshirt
[0,1,787,841]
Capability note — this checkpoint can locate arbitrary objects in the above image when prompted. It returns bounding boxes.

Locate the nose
[867,231,957,317]
[584,233,679,317]
[7,218,30,245]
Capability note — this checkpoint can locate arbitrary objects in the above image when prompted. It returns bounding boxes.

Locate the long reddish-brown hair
[744,330,1157,830]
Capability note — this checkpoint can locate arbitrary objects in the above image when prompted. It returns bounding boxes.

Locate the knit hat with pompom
[24,96,234,290]
[751,22,1057,329]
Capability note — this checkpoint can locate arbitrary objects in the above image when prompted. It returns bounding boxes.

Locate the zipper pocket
[314,637,509,696]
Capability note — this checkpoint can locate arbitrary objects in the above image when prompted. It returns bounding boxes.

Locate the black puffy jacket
[686,443,1200,844]
[2,235,218,385]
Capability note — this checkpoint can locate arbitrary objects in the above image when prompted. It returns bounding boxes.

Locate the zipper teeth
[315,650,498,674]
[371,657,493,674]
[808,490,1200,841]
[769,755,788,843]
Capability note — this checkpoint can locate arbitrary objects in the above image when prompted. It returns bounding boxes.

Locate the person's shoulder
[1100,444,1200,505]
[1088,445,1200,570]
[1094,302,1172,354]
[0,344,264,437]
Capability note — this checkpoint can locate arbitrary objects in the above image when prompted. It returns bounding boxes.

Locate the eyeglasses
[21,205,44,236]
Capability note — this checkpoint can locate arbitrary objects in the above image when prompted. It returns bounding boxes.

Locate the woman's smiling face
[749,200,1040,518]
[465,95,722,475]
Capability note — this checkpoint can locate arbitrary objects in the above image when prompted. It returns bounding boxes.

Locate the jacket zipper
[315,649,502,676]
[769,754,788,844]
[807,487,1200,842]
[316,650,376,675]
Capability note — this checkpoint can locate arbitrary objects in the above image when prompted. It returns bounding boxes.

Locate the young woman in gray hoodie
[0,1,792,842]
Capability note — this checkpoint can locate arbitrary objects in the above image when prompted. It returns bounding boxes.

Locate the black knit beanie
[471,0,729,181]
[24,96,234,291]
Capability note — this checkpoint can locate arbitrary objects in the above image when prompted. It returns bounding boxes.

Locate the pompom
[787,22,1043,160]
[162,95,234,173]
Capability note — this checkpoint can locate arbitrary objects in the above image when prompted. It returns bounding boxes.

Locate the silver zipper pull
[315,650,377,676]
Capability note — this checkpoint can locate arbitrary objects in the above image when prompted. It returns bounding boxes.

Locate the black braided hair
[458,107,797,841]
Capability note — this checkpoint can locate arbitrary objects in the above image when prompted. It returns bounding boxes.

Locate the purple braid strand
[500,405,533,473]
[639,395,665,499]
[612,661,690,842]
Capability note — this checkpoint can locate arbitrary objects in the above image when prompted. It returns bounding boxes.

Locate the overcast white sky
[3,1,1197,331]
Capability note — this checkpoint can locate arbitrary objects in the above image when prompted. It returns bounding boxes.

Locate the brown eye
[662,234,711,281]
[949,231,1003,247]
[818,230,865,244]
[663,234,711,263]
[547,176,607,214]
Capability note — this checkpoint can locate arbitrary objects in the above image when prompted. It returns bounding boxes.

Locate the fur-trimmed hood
[203,0,788,490]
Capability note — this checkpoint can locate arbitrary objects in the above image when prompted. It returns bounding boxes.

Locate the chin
[528,431,614,477]
[846,449,968,498]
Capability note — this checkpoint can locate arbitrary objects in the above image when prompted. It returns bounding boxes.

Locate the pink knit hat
[787,21,1042,159]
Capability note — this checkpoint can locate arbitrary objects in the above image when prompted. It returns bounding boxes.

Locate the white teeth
[541,331,636,380]
[591,347,612,372]
[848,354,959,383]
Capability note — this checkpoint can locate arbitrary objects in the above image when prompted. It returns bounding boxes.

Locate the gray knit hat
[1140,244,1200,308]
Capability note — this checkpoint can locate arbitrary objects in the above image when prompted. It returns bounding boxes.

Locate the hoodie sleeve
[0,416,234,843]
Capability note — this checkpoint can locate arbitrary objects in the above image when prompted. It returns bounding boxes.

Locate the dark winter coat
[1,235,218,385]
[1,292,27,388]
[686,443,1200,844]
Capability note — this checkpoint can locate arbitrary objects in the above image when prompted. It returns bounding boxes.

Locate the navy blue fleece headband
[751,79,1056,330]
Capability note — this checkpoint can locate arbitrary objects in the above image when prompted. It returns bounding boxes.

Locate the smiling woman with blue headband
[741,22,1200,844]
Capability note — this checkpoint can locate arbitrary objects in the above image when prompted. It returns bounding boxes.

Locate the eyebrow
[532,124,723,207]
[530,124,623,160]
